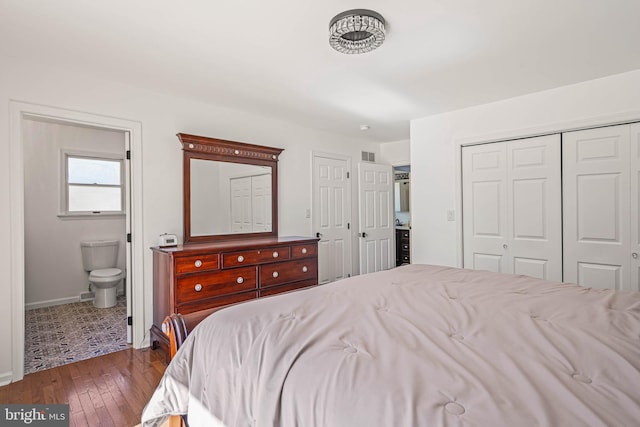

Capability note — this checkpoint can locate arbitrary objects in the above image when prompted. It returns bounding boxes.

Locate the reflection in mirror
[394,179,410,212]
[190,159,272,236]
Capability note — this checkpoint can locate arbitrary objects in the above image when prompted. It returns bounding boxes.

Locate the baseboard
[25,296,81,310]
[0,371,13,386]
[26,290,127,310]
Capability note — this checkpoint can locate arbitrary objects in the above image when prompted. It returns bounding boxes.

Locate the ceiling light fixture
[329,9,386,54]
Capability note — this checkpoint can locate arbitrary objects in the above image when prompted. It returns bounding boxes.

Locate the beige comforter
[142,264,640,426]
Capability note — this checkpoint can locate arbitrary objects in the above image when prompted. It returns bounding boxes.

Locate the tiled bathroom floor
[24,295,129,374]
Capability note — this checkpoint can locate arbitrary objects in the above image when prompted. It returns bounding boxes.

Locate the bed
[141,264,640,426]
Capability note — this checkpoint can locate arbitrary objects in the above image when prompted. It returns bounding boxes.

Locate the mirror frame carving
[178,133,284,244]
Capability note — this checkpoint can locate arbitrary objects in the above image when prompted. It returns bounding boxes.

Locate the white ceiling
[1,0,640,142]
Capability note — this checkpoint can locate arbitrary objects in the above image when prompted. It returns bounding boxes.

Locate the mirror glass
[190,159,272,236]
[394,179,410,212]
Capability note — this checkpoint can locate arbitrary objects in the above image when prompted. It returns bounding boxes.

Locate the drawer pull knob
[237,255,244,262]
[237,277,244,284]
[194,284,203,292]
[272,251,279,258]
[302,248,307,254]
[302,266,308,273]
[194,260,203,268]
[272,271,279,278]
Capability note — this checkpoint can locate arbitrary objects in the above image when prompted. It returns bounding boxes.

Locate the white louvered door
[462,135,562,281]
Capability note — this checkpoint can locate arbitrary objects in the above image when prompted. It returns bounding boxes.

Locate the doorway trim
[9,101,144,382]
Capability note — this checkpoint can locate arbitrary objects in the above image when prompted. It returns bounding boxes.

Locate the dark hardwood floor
[0,348,166,427]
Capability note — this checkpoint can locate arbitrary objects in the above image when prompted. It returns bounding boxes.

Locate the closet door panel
[507,136,562,281]
[462,145,508,273]
[563,125,630,290]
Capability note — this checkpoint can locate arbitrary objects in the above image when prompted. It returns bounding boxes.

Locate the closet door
[462,143,508,273]
[462,135,562,280]
[507,137,562,280]
[562,125,630,290]
[251,174,272,232]
[230,177,252,233]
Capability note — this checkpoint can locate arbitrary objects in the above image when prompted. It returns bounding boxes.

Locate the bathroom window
[61,152,124,216]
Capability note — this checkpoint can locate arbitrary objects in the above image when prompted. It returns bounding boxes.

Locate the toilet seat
[89,268,123,283]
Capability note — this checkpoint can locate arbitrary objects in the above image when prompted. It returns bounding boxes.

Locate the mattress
[142,264,640,426]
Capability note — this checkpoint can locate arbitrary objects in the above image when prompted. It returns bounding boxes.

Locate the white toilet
[81,240,124,308]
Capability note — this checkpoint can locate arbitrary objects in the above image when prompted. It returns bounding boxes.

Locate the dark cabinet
[396,229,410,266]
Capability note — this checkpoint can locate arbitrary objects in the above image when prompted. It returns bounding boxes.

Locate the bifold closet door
[563,123,640,291]
[462,135,562,281]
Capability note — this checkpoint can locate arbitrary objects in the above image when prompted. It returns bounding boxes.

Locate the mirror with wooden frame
[178,133,283,243]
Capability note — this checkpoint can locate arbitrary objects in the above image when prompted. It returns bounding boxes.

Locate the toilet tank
[81,240,119,271]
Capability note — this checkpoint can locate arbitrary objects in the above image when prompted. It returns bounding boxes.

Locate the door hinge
[347,223,350,230]
[347,172,350,179]
[126,150,131,160]
[127,233,132,243]
[127,316,133,326]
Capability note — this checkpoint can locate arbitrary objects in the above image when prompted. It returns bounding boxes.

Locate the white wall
[410,69,640,267]
[0,57,380,382]
[23,119,126,307]
[379,139,410,166]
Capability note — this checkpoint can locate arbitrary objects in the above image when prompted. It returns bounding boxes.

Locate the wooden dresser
[151,236,318,360]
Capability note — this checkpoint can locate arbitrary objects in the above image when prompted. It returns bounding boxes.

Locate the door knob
[633,253,638,259]
[316,232,322,238]
[502,244,508,249]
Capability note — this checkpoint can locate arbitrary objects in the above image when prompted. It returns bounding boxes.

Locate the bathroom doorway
[9,101,145,382]
[21,116,131,374]
[394,165,411,266]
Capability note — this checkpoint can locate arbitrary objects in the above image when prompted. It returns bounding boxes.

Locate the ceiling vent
[361,151,376,162]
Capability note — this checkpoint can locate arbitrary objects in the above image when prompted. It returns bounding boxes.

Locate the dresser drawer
[260,279,316,297]
[291,243,317,259]
[175,254,219,274]
[178,291,258,315]
[260,259,318,288]
[176,266,257,303]
[222,247,291,268]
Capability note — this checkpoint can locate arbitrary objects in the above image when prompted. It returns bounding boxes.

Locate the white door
[462,143,508,273]
[631,123,640,290]
[358,163,394,274]
[251,174,271,232]
[462,135,562,281]
[563,125,631,290]
[230,177,252,232]
[312,154,352,284]
[124,131,132,344]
